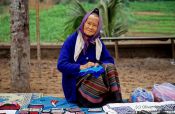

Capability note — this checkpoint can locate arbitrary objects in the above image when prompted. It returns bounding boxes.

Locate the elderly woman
[57,8,122,107]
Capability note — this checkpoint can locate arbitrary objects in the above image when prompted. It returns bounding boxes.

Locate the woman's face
[83,14,99,37]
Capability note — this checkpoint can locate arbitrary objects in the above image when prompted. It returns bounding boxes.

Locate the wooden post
[36,0,41,77]
[10,0,31,92]
[171,39,175,61]
[115,41,119,62]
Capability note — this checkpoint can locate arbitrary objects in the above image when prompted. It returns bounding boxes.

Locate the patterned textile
[103,101,175,114]
[112,106,136,114]
[0,93,43,107]
[77,64,121,104]
[79,65,105,78]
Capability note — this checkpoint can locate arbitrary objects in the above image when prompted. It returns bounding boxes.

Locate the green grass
[128,1,175,36]
[135,15,175,21]
[130,26,175,33]
[130,1,175,13]
[0,1,175,43]
[0,13,10,42]
[29,3,95,43]
[129,14,175,35]
[136,21,175,27]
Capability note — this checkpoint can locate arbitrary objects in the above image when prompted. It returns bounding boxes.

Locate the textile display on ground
[4,94,175,114]
[103,101,175,114]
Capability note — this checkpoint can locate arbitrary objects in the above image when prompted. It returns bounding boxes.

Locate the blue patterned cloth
[79,65,105,78]
[29,96,77,109]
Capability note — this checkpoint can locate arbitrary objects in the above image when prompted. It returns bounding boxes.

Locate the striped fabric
[77,64,121,103]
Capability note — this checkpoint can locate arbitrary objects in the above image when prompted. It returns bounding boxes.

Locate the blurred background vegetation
[0,0,175,43]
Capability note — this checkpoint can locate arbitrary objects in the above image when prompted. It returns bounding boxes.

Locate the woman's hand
[80,62,97,70]
[94,63,99,67]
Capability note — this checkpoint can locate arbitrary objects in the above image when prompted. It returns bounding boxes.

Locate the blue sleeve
[57,33,80,77]
[100,41,114,64]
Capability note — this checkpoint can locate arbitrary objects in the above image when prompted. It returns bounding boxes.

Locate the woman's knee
[103,63,116,71]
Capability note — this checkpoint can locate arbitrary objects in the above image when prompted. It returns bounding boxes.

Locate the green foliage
[62,0,96,39]
[63,0,86,39]
[98,0,133,37]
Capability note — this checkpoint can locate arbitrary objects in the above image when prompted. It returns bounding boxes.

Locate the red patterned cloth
[0,102,20,110]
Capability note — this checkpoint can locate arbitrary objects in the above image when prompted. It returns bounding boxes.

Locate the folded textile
[79,65,105,78]
[0,110,17,114]
[152,83,175,102]
[0,102,20,110]
[130,88,154,102]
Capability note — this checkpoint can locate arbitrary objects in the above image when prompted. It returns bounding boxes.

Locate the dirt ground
[0,58,175,99]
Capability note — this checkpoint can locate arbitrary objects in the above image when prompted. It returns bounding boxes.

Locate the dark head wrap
[79,8,102,54]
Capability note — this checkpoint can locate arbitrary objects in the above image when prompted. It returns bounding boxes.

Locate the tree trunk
[10,0,31,92]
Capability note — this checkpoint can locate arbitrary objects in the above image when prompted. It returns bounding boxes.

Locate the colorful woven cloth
[77,64,121,104]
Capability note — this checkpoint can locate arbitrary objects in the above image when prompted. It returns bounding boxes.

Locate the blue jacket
[57,31,114,102]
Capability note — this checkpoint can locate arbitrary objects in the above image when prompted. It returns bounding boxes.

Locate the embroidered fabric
[79,65,105,78]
